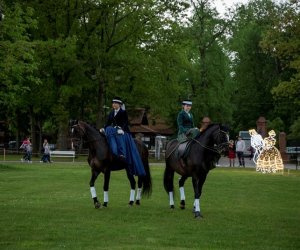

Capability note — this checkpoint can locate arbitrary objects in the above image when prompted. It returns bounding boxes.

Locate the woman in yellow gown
[256,130,284,173]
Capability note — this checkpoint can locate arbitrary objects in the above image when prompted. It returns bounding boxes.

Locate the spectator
[40,139,51,163]
[199,116,211,132]
[228,140,236,167]
[20,137,32,163]
[236,136,245,167]
[199,117,220,166]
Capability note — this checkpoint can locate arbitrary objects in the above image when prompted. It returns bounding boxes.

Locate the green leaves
[0,0,299,146]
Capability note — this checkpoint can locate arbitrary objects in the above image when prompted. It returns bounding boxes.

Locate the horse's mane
[78,121,105,141]
[198,123,219,137]
[199,123,229,136]
[196,123,228,151]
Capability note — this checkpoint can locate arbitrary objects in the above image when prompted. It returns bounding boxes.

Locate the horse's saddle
[176,128,200,159]
[177,139,193,159]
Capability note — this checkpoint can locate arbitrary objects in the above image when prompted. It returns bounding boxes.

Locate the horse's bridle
[192,128,229,154]
[70,124,83,149]
[71,124,103,145]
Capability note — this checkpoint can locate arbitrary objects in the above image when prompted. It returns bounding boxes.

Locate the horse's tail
[136,140,152,197]
[163,162,174,195]
[141,150,152,197]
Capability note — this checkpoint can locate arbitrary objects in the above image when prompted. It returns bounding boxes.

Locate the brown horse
[70,120,152,208]
[164,124,229,218]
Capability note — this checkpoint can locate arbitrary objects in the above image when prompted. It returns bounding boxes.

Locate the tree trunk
[29,106,38,154]
[96,78,105,129]
[56,121,69,150]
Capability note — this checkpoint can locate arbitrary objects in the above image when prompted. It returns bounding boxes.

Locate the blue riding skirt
[105,126,146,176]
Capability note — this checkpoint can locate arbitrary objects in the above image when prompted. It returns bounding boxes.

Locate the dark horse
[164,124,229,218]
[70,120,152,208]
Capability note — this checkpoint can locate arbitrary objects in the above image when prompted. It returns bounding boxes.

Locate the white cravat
[114,109,120,116]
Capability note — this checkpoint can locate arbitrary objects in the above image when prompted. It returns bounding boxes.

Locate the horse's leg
[102,170,111,207]
[135,177,143,205]
[179,175,188,209]
[192,177,201,218]
[163,163,175,209]
[192,171,208,219]
[89,169,101,209]
[126,169,136,206]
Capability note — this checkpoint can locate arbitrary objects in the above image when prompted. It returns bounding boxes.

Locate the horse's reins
[166,129,228,159]
[192,139,221,154]
[192,129,228,154]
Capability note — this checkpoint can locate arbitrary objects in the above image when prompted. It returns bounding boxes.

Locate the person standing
[199,116,211,132]
[198,116,222,166]
[228,140,236,167]
[177,100,194,141]
[236,136,245,167]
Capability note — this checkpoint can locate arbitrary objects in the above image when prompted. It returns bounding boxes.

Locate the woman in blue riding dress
[104,97,129,161]
[104,97,145,176]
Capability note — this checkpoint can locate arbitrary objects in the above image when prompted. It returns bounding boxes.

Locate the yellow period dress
[256,136,284,173]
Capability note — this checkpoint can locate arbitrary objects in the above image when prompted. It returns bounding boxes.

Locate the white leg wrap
[136,188,142,200]
[130,189,135,201]
[90,186,97,198]
[104,191,109,203]
[169,192,174,206]
[194,199,200,212]
[179,187,185,200]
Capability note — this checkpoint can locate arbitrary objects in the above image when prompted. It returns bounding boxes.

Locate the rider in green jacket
[177,100,194,141]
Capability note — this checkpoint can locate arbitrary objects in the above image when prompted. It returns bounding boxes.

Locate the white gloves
[99,128,105,134]
[117,128,124,135]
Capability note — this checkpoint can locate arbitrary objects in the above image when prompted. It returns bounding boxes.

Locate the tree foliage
[229,0,282,133]
[260,0,300,138]
[0,0,298,149]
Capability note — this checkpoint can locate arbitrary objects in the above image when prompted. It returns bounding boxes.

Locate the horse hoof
[170,205,175,209]
[94,202,101,209]
[135,200,140,205]
[194,211,203,219]
[103,202,108,207]
[128,201,134,206]
[180,200,185,210]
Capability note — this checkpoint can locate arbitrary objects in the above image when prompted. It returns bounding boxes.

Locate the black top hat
[182,100,192,105]
[112,97,123,104]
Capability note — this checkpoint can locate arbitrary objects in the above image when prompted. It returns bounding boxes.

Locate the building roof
[128,108,174,136]
[128,108,148,125]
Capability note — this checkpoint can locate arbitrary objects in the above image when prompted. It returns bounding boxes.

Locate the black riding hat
[112,97,123,104]
[182,100,192,106]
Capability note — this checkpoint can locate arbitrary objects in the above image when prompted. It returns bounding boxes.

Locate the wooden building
[128,108,175,149]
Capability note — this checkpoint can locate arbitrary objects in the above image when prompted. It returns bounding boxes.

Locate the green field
[0,163,299,250]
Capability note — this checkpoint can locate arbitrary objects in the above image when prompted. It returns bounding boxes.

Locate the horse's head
[70,120,86,150]
[216,124,229,153]
[210,124,229,154]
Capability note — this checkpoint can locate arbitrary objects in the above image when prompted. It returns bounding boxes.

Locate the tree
[229,0,281,133]
[178,0,234,125]
[1,0,192,148]
[260,0,300,135]
[76,0,191,128]
[0,3,43,151]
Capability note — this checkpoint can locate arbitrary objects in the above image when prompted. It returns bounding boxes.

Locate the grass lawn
[0,162,299,250]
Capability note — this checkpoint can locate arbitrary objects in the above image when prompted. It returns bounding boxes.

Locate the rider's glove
[99,128,105,134]
[117,128,124,135]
